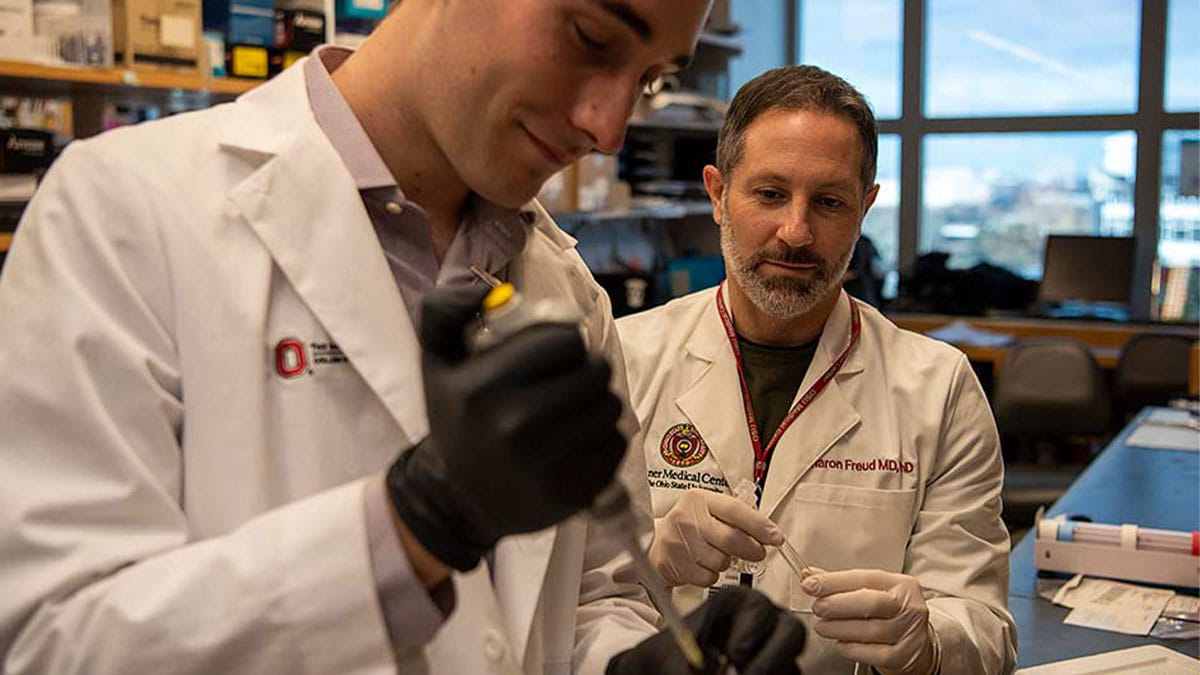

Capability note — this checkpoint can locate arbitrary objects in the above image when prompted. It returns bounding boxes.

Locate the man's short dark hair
[715,65,878,191]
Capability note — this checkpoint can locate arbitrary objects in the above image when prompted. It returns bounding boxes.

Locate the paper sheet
[1127,422,1200,452]
[1146,409,1196,425]
[925,319,1014,347]
[1053,576,1175,635]
[1015,645,1199,674]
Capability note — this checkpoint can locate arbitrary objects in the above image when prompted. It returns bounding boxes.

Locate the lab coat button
[483,630,506,663]
[385,201,404,215]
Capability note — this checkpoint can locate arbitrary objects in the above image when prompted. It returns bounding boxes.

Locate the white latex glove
[801,569,940,675]
[649,488,784,588]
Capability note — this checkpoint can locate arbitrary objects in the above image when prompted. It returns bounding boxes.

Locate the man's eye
[758,189,785,201]
[574,23,607,51]
[641,75,664,96]
[819,197,846,209]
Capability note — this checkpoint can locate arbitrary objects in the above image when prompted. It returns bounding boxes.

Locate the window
[725,0,1200,316]
[863,135,901,293]
[924,0,1140,117]
[1157,129,1200,320]
[920,132,1135,277]
[1166,0,1200,112]
[799,0,902,119]
[729,0,787,94]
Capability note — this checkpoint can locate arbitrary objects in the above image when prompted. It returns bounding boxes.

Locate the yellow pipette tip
[677,631,705,671]
[482,282,516,311]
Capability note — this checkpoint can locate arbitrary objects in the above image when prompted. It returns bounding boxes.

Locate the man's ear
[861,183,880,219]
[703,165,727,225]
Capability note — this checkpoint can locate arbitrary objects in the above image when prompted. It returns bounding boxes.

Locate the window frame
[785,0,1199,320]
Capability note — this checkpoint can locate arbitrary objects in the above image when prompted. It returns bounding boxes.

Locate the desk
[1008,407,1199,668]
[891,313,1196,371]
[955,344,1119,371]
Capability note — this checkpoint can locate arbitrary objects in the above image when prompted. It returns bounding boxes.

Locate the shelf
[0,232,12,252]
[554,201,712,224]
[0,60,261,97]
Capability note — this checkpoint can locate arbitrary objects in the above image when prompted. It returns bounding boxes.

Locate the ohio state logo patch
[272,339,348,379]
[660,423,709,468]
[274,338,308,378]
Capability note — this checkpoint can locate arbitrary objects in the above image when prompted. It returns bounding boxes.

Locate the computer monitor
[1038,235,1135,305]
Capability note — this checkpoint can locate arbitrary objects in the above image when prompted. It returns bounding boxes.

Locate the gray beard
[718,215,854,321]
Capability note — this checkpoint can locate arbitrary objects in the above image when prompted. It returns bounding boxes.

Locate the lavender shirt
[303,46,533,657]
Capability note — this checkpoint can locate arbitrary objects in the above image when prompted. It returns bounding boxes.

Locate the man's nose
[776,203,815,249]
[569,75,640,154]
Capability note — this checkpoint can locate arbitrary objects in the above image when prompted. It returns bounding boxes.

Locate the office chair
[993,338,1112,534]
[1113,333,1193,418]
[994,338,1112,439]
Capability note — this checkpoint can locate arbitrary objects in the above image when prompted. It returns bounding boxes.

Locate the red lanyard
[715,282,862,486]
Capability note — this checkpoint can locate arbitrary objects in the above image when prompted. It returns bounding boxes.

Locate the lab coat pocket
[784,482,917,613]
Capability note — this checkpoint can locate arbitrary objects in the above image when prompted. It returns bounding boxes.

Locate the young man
[0,1,806,673]
[620,65,1018,674]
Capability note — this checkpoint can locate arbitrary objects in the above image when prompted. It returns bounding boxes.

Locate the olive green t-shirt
[736,335,819,482]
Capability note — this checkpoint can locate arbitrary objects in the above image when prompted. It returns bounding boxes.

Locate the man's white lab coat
[0,60,656,675]
[618,287,1017,674]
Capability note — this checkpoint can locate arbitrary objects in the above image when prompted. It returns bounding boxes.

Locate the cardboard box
[112,0,202,73]
[537,164,578,214]
[0,0,35,54]
[576,153,618,211]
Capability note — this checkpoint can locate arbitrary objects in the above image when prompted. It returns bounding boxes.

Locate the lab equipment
[1034,508,1200,588]
[592,484,707,672]
[731,479,764,576]
[470,271,706,672]
[730,478,813,581]
[777,539,812,581]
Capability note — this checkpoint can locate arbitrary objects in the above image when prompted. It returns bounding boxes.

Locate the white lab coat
[0,60,657,675]
[618,287,1018,674]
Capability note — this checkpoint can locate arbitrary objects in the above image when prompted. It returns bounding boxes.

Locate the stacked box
[111,0,201,73]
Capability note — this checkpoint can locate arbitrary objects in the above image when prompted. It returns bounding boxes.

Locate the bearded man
[617,65,1017,675]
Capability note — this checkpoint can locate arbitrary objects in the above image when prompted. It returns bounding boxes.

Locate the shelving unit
[0,59,264,137]
[0,60,259,96]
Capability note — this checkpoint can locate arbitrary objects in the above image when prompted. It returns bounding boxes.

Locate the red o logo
[275,339,308,378]
[660,423,709,467]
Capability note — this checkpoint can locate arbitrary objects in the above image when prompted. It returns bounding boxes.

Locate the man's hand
[801,569,939,675]
[650,488,784,587]
[607,586,805,675]
[387,286,627,572]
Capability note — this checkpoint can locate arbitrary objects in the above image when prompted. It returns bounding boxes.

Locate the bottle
[471,282,582,352]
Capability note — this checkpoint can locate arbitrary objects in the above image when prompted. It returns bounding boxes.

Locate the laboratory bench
[1007,407,1199,668]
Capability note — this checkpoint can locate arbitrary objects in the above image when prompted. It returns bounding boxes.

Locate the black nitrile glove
[607,586,806,675]
[387,285,627,571]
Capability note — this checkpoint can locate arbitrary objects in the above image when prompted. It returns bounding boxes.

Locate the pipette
[591,484,707,671]
[468,268,706,672]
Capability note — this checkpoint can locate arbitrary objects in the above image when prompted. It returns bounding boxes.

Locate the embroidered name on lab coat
[812,457,915,474]
[647,467,729,491]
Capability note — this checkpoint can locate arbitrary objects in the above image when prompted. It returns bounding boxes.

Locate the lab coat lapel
[759,293,864,519]
[222,80,429,445]
[675,295,755,492]
[492,527,558,664]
